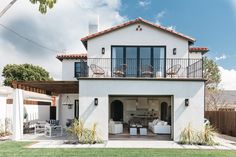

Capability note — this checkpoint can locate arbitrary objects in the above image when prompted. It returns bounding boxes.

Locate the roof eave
[80,18,196,47]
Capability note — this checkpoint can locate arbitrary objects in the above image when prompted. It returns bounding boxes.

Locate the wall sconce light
[185,99,189,107]
[101,47,105,55]
[94,98,98,106]
[173,48,177,55]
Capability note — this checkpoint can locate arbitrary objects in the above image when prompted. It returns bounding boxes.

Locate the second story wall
[189,52,203,59]
[62,60,77,81]
[87,23,190,59]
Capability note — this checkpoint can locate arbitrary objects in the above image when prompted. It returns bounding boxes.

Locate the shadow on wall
[80,100,96,122]
[175,100,186,122]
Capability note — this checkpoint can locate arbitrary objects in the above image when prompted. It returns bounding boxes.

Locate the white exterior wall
[79,79,204,141]
[61,59,78,81]
[59,94,79,127]
[6,104,50,122]
[87,24,189,59]
[189,52,203,59]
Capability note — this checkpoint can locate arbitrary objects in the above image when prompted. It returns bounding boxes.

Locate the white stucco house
[55,18,208,142]
[12,18,208,142]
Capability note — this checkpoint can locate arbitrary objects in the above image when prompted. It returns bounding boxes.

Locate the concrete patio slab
[20,133,236,150]
[26,140,236,150]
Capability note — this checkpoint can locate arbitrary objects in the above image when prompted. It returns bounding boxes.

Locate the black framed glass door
[112,46,166,77]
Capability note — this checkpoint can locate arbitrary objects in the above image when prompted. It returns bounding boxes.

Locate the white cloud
[230,0,236,15]
[232,0,236,8]
[0,0,126,83]
[215,54,227,61]
[167,26,176,31]
[219,66,236,90]
[155,11,166,24]
[138,0,151,7]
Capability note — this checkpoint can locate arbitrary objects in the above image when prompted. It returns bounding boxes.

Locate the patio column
[56,95,60,120]
[12,89,24,140]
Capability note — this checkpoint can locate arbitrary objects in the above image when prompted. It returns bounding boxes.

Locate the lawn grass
[0,141,236,157]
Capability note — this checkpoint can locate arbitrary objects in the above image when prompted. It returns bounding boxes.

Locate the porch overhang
[12,81,79,95]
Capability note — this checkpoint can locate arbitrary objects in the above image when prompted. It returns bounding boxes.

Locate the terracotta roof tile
[56,53,87,61]
[81,18,196,44]
[189,47,209,52]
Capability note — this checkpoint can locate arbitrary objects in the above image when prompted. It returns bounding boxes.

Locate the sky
[0,0,236,89]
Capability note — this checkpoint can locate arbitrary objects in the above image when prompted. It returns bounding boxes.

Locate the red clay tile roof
[56,53,87,61]
[81,18,196,45]
[189,47,209,53]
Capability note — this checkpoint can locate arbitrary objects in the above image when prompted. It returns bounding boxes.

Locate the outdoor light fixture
[173,48,177,55]
[62,96,73,109]
[68,104,73,109]
[101,47,105,54]
[94,98,98,106]
[185,99,189,107]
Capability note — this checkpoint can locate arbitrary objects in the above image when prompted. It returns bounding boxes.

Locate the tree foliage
[205,89,226,111]
[29,0,57,14]
[2,64,53,86]
[203,57,221,89]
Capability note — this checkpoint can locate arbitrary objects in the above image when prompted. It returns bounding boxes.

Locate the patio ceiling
[12,81,79,95]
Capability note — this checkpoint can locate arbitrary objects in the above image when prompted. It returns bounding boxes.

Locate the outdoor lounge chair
[113,64,127,77]
[141,64,153,77]
[166,64,181,78]
[90,64,105,77]
[23,122,31,134]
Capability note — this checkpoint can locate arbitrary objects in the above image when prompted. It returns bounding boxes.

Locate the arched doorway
[110,100,123,121]
[161,102,168,121]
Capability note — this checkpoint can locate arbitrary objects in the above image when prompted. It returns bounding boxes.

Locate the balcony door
[112,46,166,77]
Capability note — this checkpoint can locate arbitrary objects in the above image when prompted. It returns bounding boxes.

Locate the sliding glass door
[153,47,166,77]
[126,47,138,77]
[112,46,166,77]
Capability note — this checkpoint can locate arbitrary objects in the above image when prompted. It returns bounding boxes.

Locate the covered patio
[108,95,172,141]
[11,81,79,140]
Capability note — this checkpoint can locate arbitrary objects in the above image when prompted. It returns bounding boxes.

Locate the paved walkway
[27,136,236,150]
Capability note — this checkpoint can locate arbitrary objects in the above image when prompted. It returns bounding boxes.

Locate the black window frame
[74,61,88,78]
[111,45,166,77]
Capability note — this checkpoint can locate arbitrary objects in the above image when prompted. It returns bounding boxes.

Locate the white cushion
[109,123,123,134]
[149,120,171,134]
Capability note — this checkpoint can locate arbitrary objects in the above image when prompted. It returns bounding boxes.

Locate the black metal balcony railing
[76,58,203,79]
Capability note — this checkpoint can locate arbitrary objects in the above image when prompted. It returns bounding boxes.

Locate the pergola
[11,81,79,140]
[12,81,79,95]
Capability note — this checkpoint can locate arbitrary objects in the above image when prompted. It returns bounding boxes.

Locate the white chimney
[89,15,99,34]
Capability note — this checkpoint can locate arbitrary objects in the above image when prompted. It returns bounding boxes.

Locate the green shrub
[197,125,217,145]
[179,123,196,145]
[0,118,11,137]
[179,123,217,146]
[67,119,102,144]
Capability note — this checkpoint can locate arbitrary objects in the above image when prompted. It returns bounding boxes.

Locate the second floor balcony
[75,58,203,79]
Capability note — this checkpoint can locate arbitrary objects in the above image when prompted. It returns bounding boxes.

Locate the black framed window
[74,61,88,77]
[111,46,166,77]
